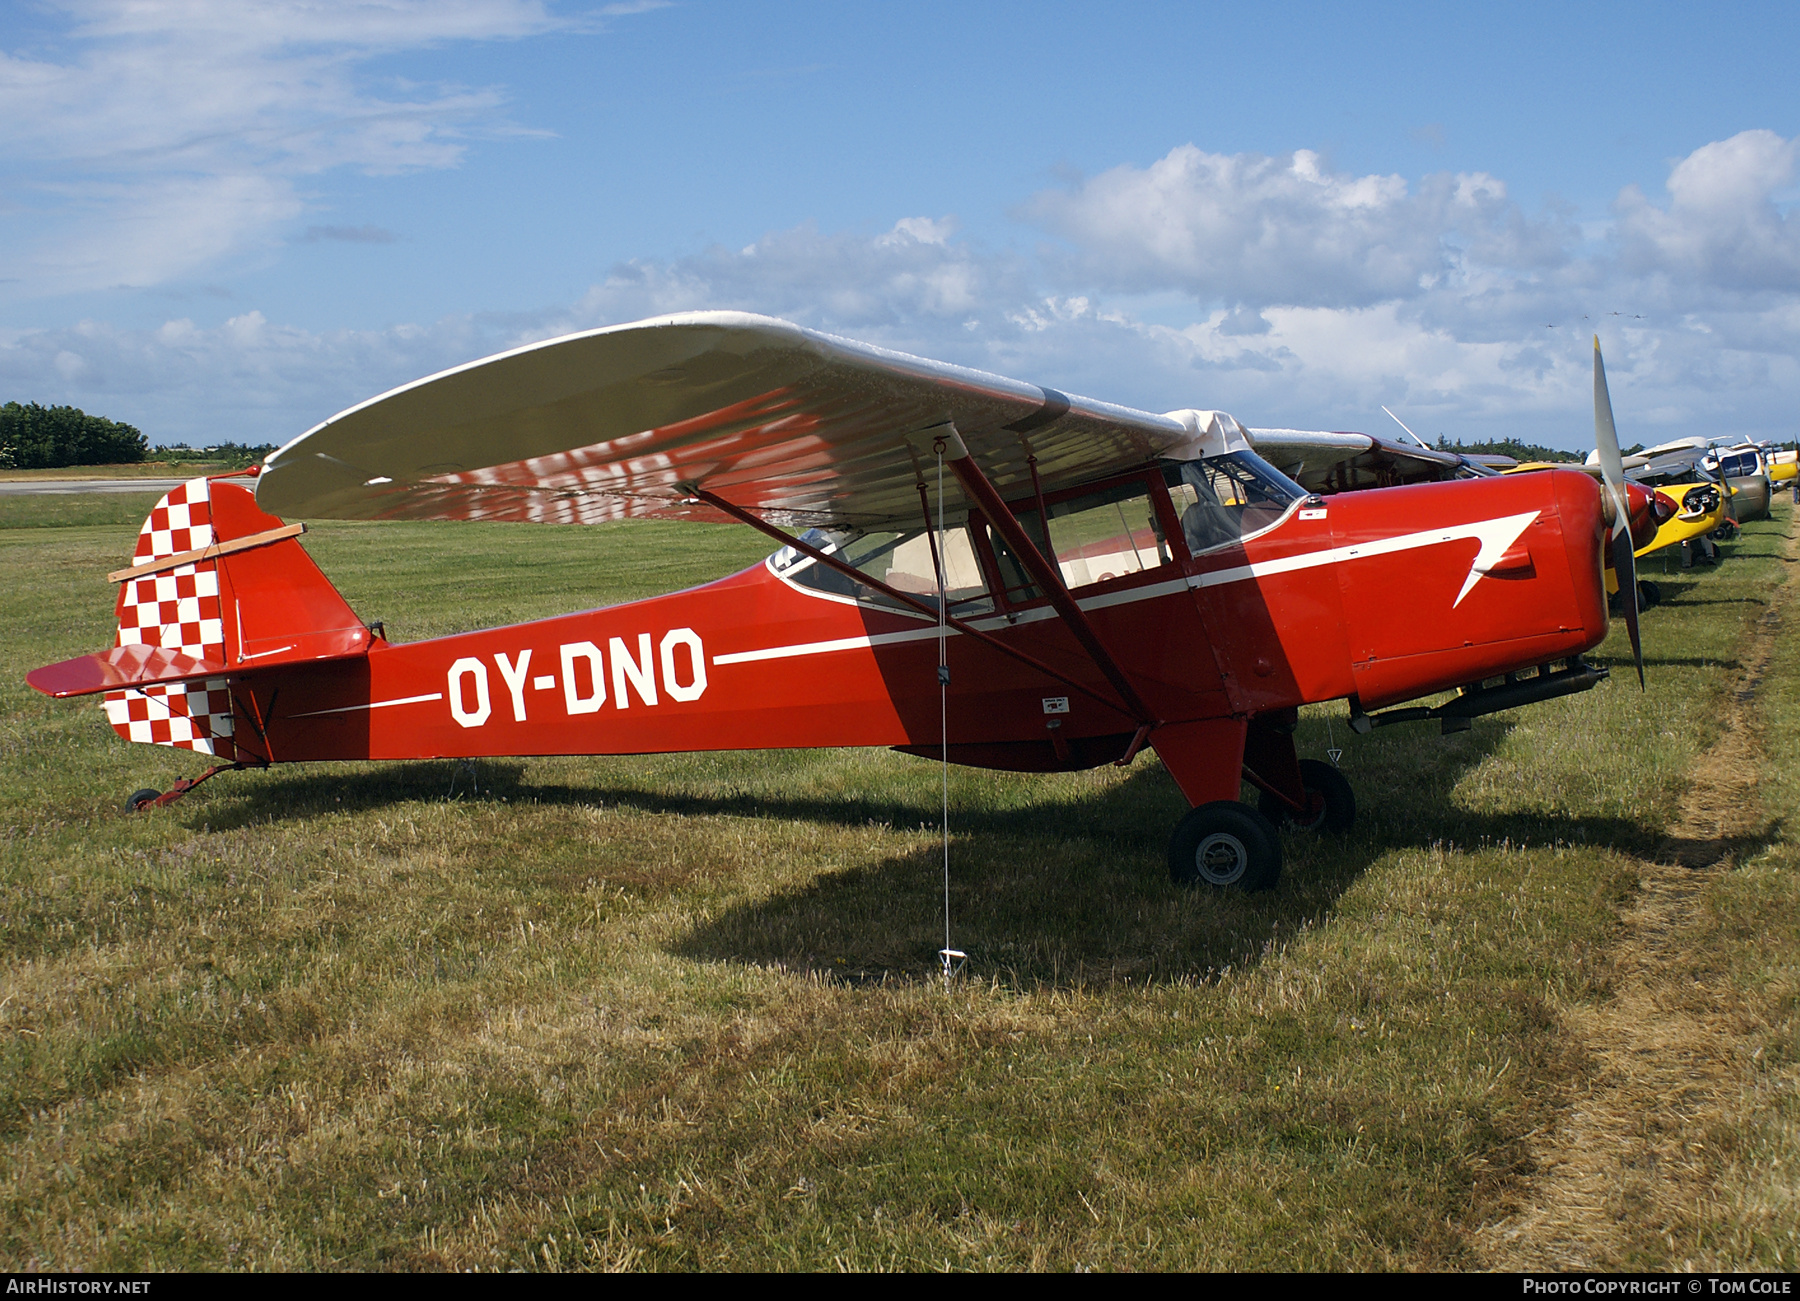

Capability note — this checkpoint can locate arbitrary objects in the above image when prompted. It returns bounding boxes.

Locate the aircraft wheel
[1637,579,1662,610]
[124,788,160,813]
[1257,759,1356,834]
[1168,801,1282,892]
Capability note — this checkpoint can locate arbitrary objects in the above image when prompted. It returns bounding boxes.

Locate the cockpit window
[1005,475,1175,599]
[1161,452,1305,554]
[770,526,994,617]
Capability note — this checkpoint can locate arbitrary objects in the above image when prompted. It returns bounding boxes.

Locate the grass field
[1,491,1796,1270]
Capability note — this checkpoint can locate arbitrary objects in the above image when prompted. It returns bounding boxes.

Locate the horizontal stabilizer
[28,645,228,698]
[28,472,373,759]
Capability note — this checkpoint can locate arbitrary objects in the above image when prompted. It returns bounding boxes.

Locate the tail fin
[95,473,369,757]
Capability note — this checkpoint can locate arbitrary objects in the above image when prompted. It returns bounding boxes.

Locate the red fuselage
[235,467,1607,794]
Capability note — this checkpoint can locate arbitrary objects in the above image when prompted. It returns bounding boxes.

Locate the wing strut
[932,424,1159,728]
[691,488,1135,719]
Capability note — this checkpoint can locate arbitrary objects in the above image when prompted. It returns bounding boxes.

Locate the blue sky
[3,1,1798,450]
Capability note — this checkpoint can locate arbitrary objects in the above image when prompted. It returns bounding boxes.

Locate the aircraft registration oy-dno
[29,315,1656,892]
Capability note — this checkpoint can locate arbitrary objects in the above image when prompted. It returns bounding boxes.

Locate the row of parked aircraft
[1596,436,1789,604]
[1254,422,1785,611]
[26,315,1792,894]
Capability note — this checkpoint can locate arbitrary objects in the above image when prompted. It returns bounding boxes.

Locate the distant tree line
[0,402,148,469]
[155,442,277,469]
[1435,435,1582,463]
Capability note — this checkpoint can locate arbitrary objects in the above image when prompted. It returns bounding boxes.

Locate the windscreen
[1161,452,1305,554]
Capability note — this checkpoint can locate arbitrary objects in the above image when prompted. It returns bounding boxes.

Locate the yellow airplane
[1601,480,1725,607]
[1505,460,1727,608]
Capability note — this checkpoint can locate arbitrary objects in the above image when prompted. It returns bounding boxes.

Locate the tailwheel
[1257,759,1356,834]
[1637,579,1662,610]
[119,762,251,814]
[1168,801,1282,892]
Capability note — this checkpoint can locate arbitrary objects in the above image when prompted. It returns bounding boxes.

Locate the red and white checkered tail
[104,476,237,758]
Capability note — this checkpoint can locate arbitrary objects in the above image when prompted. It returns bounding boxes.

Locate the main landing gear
[1156,714,1357,893]
[1168,801,1284,891]
[1256,758,1356,833]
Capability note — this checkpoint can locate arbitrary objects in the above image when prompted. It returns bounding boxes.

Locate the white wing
[257,312,1196,529]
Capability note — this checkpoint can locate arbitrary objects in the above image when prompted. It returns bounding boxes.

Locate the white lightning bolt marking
[1451,510,1542,606]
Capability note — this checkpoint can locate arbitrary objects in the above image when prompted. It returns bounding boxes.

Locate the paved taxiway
[0,479,187,495]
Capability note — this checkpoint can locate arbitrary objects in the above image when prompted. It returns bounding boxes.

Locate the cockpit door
[976,469,1240,722]
[1166,456,1354,714]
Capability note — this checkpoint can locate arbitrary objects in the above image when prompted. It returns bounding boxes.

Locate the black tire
[124,788,160,813]
[1637,579,1662,610]
[1257,758,1356,834]
[1168,801,1282,891]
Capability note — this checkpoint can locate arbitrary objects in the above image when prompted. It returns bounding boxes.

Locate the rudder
[106,476,234,755]
[104,473,369,757]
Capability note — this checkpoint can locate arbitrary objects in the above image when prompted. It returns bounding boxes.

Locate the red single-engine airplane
[30,315,1635,892]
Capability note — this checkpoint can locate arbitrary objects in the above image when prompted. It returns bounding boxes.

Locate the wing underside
[257,313,1195,530]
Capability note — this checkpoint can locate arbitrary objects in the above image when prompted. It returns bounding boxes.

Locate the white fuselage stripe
[711,511,1542,669]
[292,691,445,718]
[1186,511,1540,595]
[713,627,942,665]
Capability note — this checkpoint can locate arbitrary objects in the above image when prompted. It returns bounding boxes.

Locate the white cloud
[0,308,492,445]
[5,133,1800,450]
[18,173,306,292]
[1002,136,1800,440]
[1614,129,1800,295]
[545,217,1030,336]
[877,216,956,247]
[0,219,1038,443]
[0,1,592,296]
[1022,145,1572,309]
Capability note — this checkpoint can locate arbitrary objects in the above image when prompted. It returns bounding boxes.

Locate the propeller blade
[1611,526,1645,689]
[1594,337,1645,689]
[1714,456,1738,524]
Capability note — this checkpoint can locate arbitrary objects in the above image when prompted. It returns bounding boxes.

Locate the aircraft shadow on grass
[192,714,1692,990]
[1594,654,1742,671]
[1659,820,1786,873]
[1665,596,1770,608]
[668,723,1668,988]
